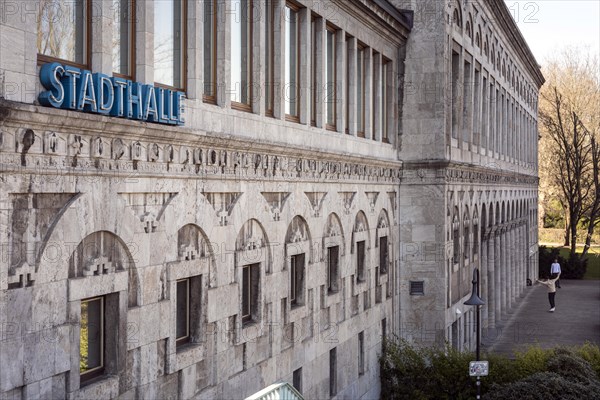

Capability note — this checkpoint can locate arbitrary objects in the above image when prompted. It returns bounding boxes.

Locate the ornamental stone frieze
[0,132,401,185]
[400,160,538,186]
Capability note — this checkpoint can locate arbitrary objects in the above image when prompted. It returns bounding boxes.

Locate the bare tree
[538,48,600,259]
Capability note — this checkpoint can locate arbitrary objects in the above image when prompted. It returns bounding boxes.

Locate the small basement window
[410,281,424,295]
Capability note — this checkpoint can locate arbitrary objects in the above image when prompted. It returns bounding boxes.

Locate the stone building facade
[0,1,541,399]
[393,0,543,348]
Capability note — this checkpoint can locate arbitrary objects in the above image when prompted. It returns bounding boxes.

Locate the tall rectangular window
[265,0,275,115]
[473,68,481,146]
[379,236,388,274]
[463,60,472,143]
[464,225,470,260]
[80,296,104,382]
[329,348,337,396]
[285,4,300,119]
[310,17,317,125]
[345,36,351,133]
[482,76,488,150]
[37,0,88,66]
[290,254,305,306]
[112,0,134,78]
[154,0,185,89]
[203,0,217,100]
[327,246,339,293]
[242,263,260,324]
[176,278,190,347]
[230,0,252,108]
[357,45,366,136]
[356,240,365,282]
[358,331,365,375]
[382,59,389,142]
[325,26,337,129]
[293,368,302,394]
[451,51,460,139]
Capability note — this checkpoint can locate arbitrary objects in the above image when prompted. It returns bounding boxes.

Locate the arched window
[236,219,270,324]
[353,211,370,282]
[286,216,312,307]
[323,213,344,294]
[68,231,135,386]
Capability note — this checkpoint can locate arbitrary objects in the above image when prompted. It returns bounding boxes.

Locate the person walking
[550,258,562,288]
[537,272,561,312]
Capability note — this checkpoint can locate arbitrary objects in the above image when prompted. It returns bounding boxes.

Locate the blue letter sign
[38,62,185,126]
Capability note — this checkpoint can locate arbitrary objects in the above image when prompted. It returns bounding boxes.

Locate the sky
[504,0,600,66]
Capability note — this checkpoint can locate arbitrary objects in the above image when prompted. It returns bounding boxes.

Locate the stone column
[519,222,525,297]
[494,230,502,326]
[481,234,488,326]
[485,230,495,329]
[500,227,508,318]
[510,225,516,308]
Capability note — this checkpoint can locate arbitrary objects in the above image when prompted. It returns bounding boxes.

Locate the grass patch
[554,246,600,280]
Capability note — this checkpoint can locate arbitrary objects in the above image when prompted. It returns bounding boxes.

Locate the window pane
[285,6,298,116]
[311,19,317,123]
[357,240,365,280]
[382,61,388,140]
[154,0,183,87]
[38,0,86,64]
[230,0,251,104]
[326,29,336,126]
[357,48,364,133]
[328,246,339,292]
[203,0,216,96]
[266,0,274,111]
[242,266,250,319]
[80,297,103,373]
[290,255,297,302]
[112,0,131,75]
[176,279,189,340]
[379,236,388,274]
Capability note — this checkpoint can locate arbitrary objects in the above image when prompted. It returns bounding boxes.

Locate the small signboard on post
[469,361,489,377]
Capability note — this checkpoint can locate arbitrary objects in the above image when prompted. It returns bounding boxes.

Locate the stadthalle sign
[38,62,185,125]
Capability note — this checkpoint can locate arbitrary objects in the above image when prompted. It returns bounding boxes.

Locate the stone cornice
[401,159,538,186]
[484,0,545,88]
[0,101,402,184]
[339,0,412,43]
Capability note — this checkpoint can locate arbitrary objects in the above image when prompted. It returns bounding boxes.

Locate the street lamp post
[464,268,485,399]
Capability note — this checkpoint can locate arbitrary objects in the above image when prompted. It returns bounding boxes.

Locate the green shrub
[379,338,475,400]
[513,344,552,377]
[538,246,588,279]
[381,339,600,399]
[547,349,598,384]
[575,342,600,379]
[563,254,589,279]
[483,372,600,400]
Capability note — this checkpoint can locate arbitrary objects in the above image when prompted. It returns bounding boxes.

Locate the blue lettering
[78,70,97,112]
[39,62,65,108]
[94,73,114,115]
[110,77,128,117]
[156,88,169,123]
[62,66,81,110]
[126,81,143,120]
[143,85,159,122]
[175,92,185,125]
[37,62,185,126]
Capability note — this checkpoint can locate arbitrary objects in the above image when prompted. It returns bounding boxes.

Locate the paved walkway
[482,280,600,356]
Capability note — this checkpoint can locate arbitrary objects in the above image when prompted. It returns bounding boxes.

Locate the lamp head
[464,267,485,306]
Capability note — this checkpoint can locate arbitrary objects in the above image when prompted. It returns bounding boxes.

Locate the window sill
[232,102,253,113]
[77,374,119,397]
[174,341,204,371]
